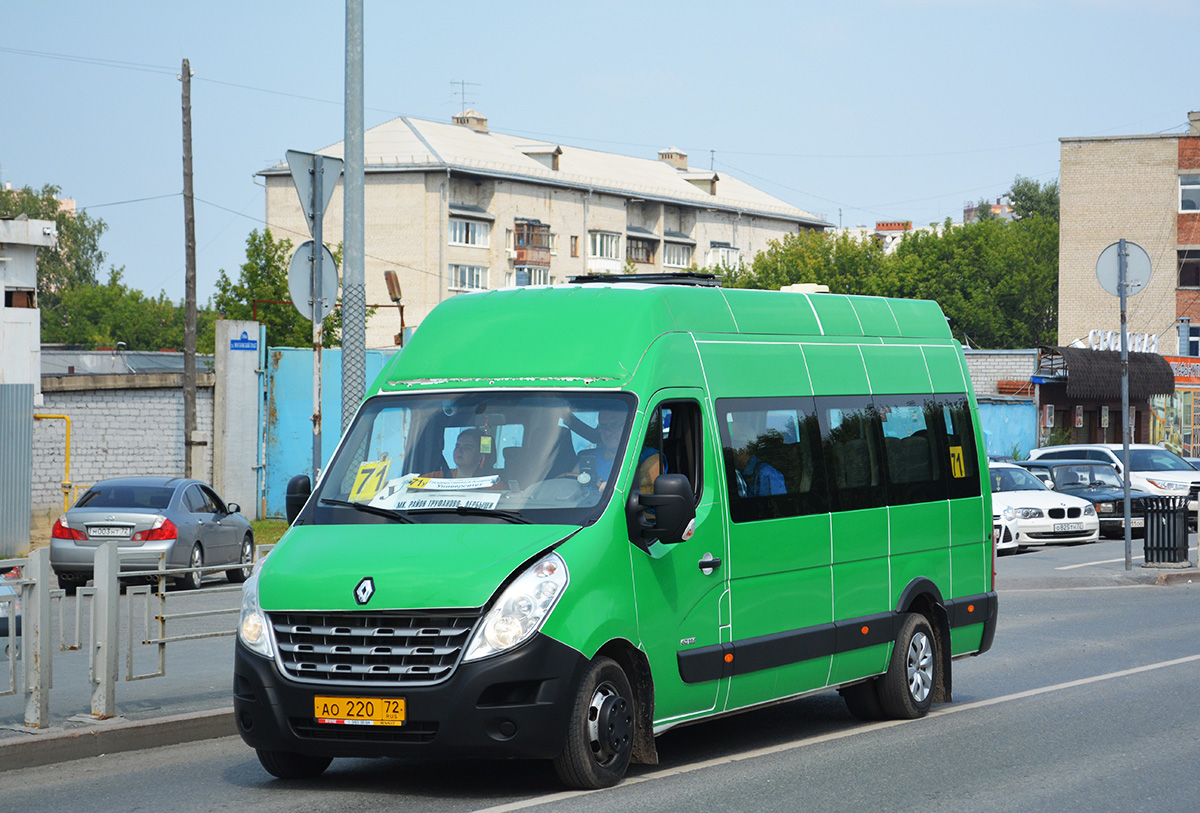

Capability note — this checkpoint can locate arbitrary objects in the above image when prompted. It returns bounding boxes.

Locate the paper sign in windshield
[408,475,499,491]
[392,493,502,510]
[349,459,392,501]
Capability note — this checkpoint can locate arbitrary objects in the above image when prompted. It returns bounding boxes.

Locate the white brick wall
[32,386,213,516]
[963,349,1037,396]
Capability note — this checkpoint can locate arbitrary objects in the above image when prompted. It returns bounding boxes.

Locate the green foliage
[40,267,217,352]
[1008,175,1060,222]
[213,229,344,347]
[734,198,1059,350]
[0,183,107,316]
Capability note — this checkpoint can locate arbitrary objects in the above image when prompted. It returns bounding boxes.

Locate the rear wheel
[178,544,203,590]
[226,534,253,583]
[878,613,937,719]
[255,749,332,780]
[552,656,634,789]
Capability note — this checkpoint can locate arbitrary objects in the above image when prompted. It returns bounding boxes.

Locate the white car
[1027,444,1200,514]
[989,462,1100,545]
[992,509,1020,555]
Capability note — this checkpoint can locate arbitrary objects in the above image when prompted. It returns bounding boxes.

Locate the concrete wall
[963,349,1037,397]
[213,320,262,520]
[1058,135,1180,348]
[30,374,214,542]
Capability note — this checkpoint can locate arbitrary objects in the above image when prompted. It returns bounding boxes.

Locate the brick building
[1058,112,1200,351]
[260,111,829,348]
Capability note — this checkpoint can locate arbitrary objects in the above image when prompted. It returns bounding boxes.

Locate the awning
[1036,346,1175,400]
[626,226,660,241]
[448,203,495,221]
[663,230,696,245]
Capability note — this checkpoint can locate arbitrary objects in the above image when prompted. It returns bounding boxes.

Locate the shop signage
[1086,330,1159,353]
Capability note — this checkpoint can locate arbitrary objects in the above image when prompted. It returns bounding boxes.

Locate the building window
[589,231,621,260]
[449,217,490,247]
[1181,175,1200,212]
[663,242,693,268]
[570,235,579,257]
[449,264,488,291]
[531,268,549,285]
[707,243,740,269]
[1180,250,1200,287]
[627,238,656,264]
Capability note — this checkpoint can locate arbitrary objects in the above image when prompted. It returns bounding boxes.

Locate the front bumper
[233,632,588,761]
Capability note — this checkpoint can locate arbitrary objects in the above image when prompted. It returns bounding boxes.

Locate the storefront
[1031,346,1175,447]
[1148,356,1200,456]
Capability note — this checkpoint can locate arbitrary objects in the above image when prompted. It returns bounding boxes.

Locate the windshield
[1128,448,1192,471]
[312,391,636,526]
[76,485,174,510]
[990,467,1048,493]
[1051,464,1122,489]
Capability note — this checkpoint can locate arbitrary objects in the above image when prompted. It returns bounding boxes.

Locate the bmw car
[989,462,1099,546]
[50,477,254,593]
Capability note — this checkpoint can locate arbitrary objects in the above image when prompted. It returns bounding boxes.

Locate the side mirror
[626,473,696,550]
[227,502,241,516]
[286,475,312,525]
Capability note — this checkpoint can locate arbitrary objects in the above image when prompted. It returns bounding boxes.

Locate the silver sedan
[49,476,254,593]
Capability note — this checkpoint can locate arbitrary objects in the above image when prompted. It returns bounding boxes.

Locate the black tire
[878,613,938,720]
[226,533,254,583]
[839,678,886,721]
[56,574,78,596]
[255,748,332,780]
[178,544,203,590]
[552,656,635,789]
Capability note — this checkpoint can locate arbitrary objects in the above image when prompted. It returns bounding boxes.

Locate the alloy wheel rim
[906,631,933,703]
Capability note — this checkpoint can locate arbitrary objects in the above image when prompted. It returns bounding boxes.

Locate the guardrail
[4,541,266,728]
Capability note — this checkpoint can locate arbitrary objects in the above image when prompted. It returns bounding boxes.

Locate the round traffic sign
[287,241,339,322]
[1095,240,1151,297]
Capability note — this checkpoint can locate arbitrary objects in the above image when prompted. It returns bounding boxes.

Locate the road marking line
[470,653,1200,813]
[1056,556,1139,570]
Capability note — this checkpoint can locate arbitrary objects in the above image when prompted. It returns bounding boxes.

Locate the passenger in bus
[730,419,786,497]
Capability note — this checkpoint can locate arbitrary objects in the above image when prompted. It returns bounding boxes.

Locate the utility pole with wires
[180,58,199,479]
[450,79,479,113]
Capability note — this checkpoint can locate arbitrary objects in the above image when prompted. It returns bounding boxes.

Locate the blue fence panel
[977,399,1036,460]
[264,348,397,518]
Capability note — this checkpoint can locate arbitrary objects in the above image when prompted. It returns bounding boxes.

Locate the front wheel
[878,613,938,719]
[255,749,332,780]
[226,534,253,583]
[552,656,635,789]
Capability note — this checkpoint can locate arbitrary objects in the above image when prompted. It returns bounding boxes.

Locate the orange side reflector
[967,604,975,613]
[861,626,870,635]
[724,653,733,663]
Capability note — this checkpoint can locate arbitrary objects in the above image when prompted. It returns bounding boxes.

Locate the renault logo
[354,577,375,605]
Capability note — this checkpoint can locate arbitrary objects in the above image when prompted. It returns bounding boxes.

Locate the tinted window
[1128,448,1192,471]
[941,396,982,499]
[878,395,946,505]
[817,395,886,512]
[77,485,174,510]
[718,397,828,522]
[184,486,214,514]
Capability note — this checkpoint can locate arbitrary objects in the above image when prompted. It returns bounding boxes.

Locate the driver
[423,428,495,479]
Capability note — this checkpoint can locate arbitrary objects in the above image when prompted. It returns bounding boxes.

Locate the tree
[0,183,108,315]
[1007,175,1060,221]
[41,267,218,352]
[722,228,885,295]
[213,229,343,347]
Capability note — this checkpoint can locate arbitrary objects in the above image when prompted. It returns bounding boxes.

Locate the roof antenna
[450,79,480,114]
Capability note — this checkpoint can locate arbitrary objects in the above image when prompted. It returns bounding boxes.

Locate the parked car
[992,507,1020,555]
[50,477,254,593]
[1027,444,1200,520]
[1018,459,1153,538]
[989,462,1099,546]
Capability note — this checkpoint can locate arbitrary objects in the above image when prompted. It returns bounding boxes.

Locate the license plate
[90,526,128,538]
[1054,522,1084,532]
[1130,517,1145,528]
[314,696,405,726]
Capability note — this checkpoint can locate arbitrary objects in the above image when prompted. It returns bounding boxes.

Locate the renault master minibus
[234,276,997,789]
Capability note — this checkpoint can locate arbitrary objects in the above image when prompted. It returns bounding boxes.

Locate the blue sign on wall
[230,331,258,351]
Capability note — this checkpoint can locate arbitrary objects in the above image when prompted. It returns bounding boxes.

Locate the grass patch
[251,518,290,547]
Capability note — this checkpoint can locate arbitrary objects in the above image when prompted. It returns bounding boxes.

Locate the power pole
[181,58,198,478]
[342,0,365,433]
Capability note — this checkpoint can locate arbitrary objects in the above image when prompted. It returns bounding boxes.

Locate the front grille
[1048,507,1082,520]
[291,717,439,743]
[271,610,481,686]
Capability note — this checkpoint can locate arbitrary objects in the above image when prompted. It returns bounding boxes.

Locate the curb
[0,708,235,773]
[1155,569,1200,585]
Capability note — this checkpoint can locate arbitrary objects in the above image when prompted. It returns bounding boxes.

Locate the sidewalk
[0,535,1195,773]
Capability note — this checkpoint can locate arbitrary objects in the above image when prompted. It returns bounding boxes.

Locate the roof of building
[261,115,829,227]
[1037,346,1175,400]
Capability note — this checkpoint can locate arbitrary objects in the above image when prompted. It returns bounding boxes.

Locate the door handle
[698,553,722,575]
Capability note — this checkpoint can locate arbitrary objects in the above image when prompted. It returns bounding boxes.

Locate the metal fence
[2,541,257,728]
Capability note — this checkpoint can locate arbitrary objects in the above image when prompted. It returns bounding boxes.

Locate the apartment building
[261,111,829,347]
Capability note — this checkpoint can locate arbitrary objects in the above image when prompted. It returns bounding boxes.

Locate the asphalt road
[0,537,1197,811]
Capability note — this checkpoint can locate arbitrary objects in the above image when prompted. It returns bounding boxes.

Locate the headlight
[1146,479,1188,492]
[237,573,275,659]
[1002,506,1016,522]
[1097,502,1115,514]
[1083,504,1097,517]
[464,552,568,662]
[1015,507,1044,519]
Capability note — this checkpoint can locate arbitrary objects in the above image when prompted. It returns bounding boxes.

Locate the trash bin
[1141,496,1189,565]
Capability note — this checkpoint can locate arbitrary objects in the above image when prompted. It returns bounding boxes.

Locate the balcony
[513,219,552,268]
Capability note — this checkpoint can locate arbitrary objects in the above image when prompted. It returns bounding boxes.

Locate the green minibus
[234,275,997,788]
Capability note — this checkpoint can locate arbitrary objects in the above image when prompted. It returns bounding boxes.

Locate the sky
[2,0,1197,305]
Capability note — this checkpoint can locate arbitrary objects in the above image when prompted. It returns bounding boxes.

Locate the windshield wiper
[319,498,415,524]
[405,506,530,524]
